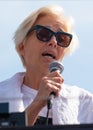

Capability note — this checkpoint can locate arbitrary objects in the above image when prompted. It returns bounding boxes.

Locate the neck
[23,70,46,90]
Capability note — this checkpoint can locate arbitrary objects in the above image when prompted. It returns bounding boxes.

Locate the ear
[16,42,25,56]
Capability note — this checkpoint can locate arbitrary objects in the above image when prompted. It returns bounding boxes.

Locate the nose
[47,35,57,48]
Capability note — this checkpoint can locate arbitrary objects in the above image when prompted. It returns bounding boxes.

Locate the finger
[45,81,62,95]
[42,76,64,84]
[51,77,64,83]
[48,70,62,77]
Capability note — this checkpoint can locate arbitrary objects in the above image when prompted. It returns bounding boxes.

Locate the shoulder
[61,83,93,99]
[0,72,25,91]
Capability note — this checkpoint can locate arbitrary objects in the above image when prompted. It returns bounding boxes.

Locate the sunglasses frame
[26,25,73,47]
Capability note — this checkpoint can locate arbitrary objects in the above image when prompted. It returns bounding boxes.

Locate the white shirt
[0,72,93,125]
[22,84,52,118]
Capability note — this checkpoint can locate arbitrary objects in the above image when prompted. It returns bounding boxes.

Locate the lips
[42,51,56,59]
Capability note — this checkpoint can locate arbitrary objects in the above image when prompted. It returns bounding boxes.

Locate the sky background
[0,0,93,92]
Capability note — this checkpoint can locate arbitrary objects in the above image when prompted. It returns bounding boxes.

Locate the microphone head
[49,61,64,74]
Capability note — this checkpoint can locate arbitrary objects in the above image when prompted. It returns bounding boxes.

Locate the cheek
[23,47,32,65]
[58,48,65,60]
[23,42,41,66]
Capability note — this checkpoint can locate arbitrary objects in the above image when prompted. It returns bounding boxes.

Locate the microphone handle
[47,92,55,109]
[47,61,64,109]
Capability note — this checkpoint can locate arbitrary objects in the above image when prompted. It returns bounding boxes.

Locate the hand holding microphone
[47,61,64,109]
[34,61,64,111]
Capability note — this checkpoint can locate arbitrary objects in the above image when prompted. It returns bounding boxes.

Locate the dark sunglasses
[26,25,73,47]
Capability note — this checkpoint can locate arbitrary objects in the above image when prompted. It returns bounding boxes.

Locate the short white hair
[13,5,79,66]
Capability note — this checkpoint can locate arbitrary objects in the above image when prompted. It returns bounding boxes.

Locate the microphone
[47,61,64,109]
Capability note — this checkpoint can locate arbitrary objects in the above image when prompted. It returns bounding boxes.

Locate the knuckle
[42,76,47,81]
[45,82,51,91]
[58,77,62,83]
[57,83,62,90]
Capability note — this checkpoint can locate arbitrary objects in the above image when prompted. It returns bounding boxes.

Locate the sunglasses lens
[29,25,72,47]
[56,33,71,47]
[36,27,52,42]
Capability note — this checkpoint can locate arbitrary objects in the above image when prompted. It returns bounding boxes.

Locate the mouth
[42,52,56,59]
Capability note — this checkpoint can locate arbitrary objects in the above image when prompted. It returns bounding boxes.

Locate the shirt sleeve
[78,88,93,123]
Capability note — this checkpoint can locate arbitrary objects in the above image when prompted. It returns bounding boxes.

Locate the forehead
[34,15,67,32]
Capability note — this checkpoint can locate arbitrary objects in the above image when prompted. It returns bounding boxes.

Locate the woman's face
[21,15,66,74]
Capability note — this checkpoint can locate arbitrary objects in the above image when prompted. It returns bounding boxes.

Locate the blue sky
[0,0,93,92]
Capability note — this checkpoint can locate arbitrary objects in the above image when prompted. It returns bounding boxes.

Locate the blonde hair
[14,5,79,66]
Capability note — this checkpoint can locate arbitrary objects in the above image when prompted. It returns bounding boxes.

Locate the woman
[0,5,93,126]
